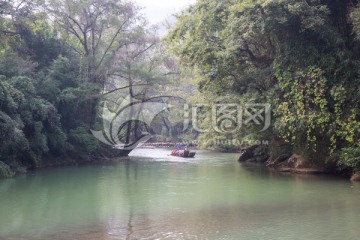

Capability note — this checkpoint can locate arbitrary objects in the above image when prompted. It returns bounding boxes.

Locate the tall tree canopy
[45,0,141,84]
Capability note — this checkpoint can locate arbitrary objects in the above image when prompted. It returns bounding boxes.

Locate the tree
[45,0,141,84]
[94,25,185,151]
[167,0,360,167]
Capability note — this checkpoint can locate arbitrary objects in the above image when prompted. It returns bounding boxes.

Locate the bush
[340,147,360,172]
[0,161,14,178]
[69,125,99,160]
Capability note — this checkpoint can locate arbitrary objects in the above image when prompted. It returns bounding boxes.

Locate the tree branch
[132,42,156,60]
[95,19,130,70]
[103,84,149,96]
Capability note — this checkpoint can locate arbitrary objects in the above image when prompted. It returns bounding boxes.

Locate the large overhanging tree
[96,26,185,151]
[43,0,185,153]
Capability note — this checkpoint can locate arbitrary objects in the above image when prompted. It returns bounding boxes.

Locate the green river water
[1,148,360,240]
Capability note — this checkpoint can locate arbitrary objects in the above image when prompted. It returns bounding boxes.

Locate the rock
[351,172,360,181]
[0,161,15,178]
[267,154,305,168]
[266,154,292,167]
[286,154,305,168]
[238,145,269,163]
[267,154,325,174]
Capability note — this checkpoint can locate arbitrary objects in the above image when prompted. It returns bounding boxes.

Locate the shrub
[340,147,360,172]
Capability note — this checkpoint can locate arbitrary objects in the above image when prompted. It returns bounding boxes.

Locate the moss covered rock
[238,145,269,163]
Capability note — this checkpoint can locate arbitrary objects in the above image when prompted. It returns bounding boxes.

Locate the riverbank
[237,145,359,181]
[0,152,131,179]
[2,145,358,181]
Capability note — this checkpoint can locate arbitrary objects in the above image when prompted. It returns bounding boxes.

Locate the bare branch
[131,42,156,60]
[15,0,28,12]
[0,29,17,35]
[95,19,130,70]
[163,72,181,76]
[64,42,83,55]
[103,84,149,96]
[67,14,85,35]
[143,95,185,103]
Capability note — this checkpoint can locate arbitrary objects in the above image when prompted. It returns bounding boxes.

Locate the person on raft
[177,142,183,150]
[172,143,185,156]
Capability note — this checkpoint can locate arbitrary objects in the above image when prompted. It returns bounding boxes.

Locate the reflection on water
[1,149,360,240]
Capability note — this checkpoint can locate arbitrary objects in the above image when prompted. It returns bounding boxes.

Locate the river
[1,148,360,240]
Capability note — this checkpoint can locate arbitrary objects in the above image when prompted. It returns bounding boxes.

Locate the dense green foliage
[167,0,360,173]
[0,0,188,178]
[0,1,100,177]
[340,147,360,172]
[0,0,173,178]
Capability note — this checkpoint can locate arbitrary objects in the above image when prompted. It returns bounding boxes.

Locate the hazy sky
[135,0,197,25]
